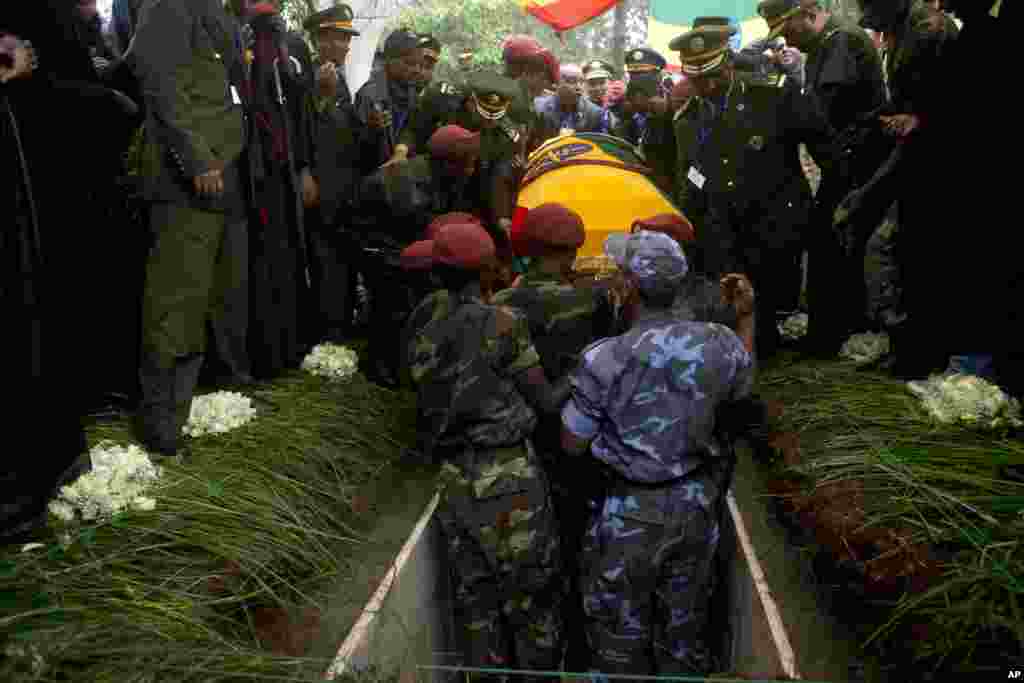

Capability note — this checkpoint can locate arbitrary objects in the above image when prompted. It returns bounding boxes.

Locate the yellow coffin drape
[516,133,690,258]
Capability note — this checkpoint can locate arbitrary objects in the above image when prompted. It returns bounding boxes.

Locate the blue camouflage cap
[604,230,689,293]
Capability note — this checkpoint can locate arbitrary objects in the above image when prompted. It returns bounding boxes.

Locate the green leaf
[30,592,52,609]
[207,480,226,498]
[0,559,17,580]
[80,527,97,546]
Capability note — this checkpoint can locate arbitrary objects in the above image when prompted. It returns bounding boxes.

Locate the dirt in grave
[201,456,440,667]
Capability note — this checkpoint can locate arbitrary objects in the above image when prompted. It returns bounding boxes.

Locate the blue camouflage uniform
[562,232,755,674]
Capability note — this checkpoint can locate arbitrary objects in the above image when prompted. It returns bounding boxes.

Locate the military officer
[614,48,667,146]
[582,58,614,108]
[758,0,888,181]
[671,18,849,360]
[356,125,485,387]
[405,221,571,672]
[468,71,532,233]
[303,4,361,343]
[128,0,251,458]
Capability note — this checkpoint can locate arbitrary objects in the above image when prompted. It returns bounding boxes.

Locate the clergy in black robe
[241,4,314,379]
[1,2,106,540]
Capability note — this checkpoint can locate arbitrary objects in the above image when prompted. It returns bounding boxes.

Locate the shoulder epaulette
[438,81,462,97]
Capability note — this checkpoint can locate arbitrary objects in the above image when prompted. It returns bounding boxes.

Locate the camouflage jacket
[407,292,541,460]
[563,313,755,484]
[492,268,617,381]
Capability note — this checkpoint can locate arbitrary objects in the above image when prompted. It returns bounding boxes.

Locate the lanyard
[391,107,409,138]
[695,79,735,169]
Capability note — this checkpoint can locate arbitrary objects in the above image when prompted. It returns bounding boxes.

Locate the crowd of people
[2,0,1019,677]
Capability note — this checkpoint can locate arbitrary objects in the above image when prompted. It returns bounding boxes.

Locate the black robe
[1,2,99,538]
[244,18,314,379]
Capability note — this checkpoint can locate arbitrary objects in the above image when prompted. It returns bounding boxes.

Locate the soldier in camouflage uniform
[406,221,572,672]
[356,125,484,387]
[561,231,755,674]
[671,18,849,360]
[491,204,618,669]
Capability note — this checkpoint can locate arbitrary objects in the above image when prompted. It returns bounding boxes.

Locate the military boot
[171,354,205,459]
[136,354,178,458]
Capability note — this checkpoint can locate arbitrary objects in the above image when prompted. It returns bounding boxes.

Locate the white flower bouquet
[301,343,359,381]
[183,391,257,437]
[778,312,809,342]
[907,373,1023,430]
[48,442,161,522]
[839,331,891,366]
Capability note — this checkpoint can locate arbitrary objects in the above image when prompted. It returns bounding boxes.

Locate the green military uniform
[398,78,476,156]
[672,22,847,359]
[466,71,532,236]
[129,0,251,456]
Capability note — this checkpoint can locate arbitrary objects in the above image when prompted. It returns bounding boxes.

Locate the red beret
[427,125,481,161]
[502,35,544,62]
[434,223,495,271]
[426,212,481,241]
[631,214,696,245]
[516,203,585,257]
[399,240,435,271]
[539,49,560,85]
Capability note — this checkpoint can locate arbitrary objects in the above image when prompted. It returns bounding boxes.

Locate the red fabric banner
[520,0,621,32]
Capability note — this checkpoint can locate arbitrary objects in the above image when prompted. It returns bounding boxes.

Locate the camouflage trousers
[580,463,726,675]
[436,440,563,673]
[864,204,906,329]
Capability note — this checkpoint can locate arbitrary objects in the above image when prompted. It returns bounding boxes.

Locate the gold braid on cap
[626,63,660,73]
[318,21,354,30]
[472,93,508,120]
[681,52,727,76]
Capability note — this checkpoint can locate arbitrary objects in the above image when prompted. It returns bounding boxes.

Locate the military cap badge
[691,36,705,52]
[749,135,765,151]
[633,50,643,61]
